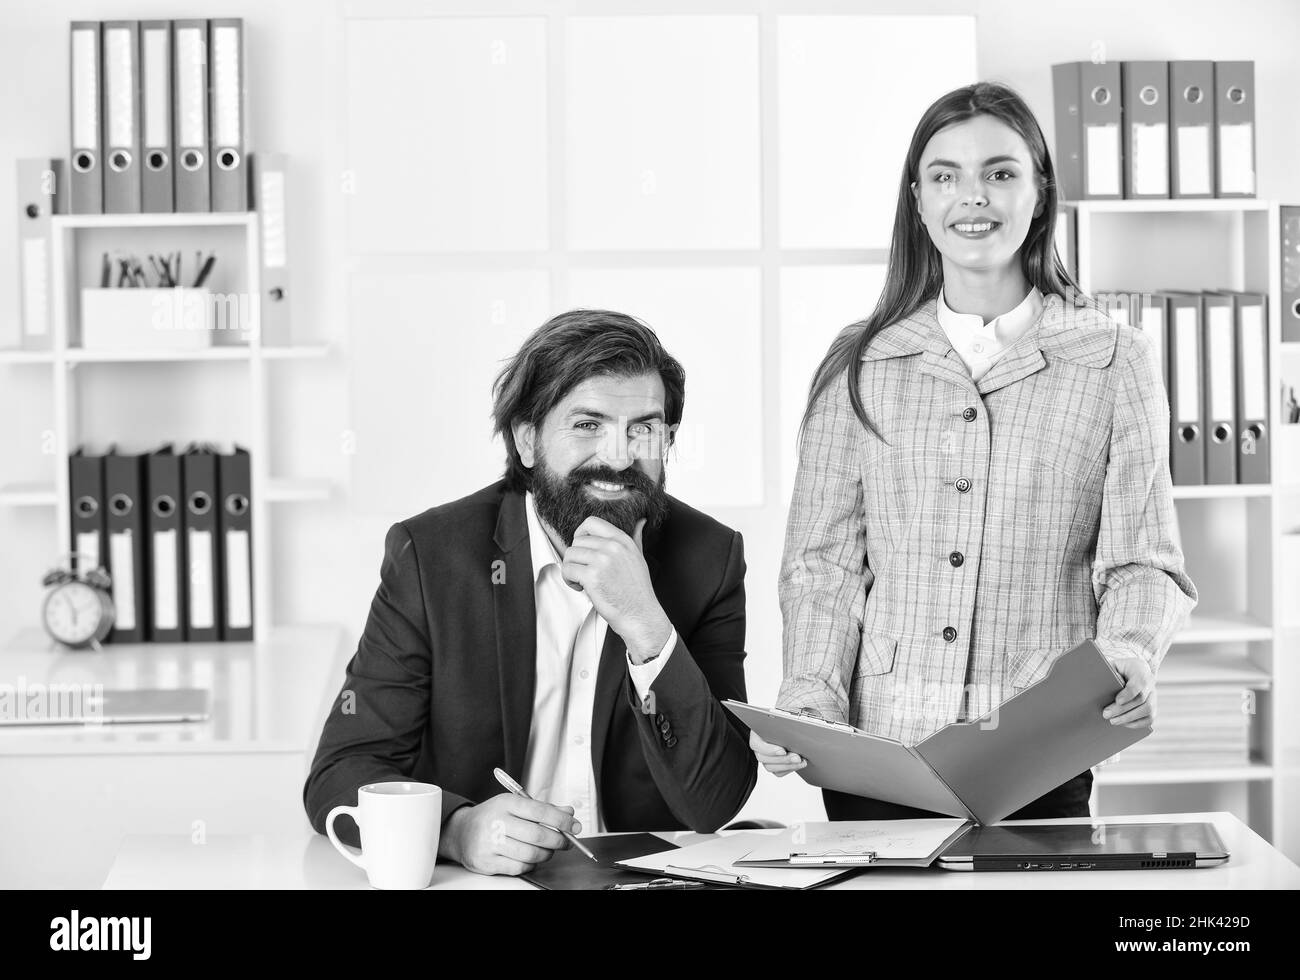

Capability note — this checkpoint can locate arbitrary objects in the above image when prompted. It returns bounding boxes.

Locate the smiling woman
[760,82,1199,822]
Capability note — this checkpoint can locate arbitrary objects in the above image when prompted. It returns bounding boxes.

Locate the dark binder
[1121,62,1170,199]
[1216,290,1270,484]
[1051,61,1122,200]
[69,447,107,575]
[1200,291,1238,484]
[1135,291,1169,397]
[218,446,254,641]
[1163,291,1206,485]
[1284,206,1300,342]
[1214,61,1255,198]
[146,444,187,641]
[1169,61,1216,199]
[104,447,149,642]
[182,443,223,641]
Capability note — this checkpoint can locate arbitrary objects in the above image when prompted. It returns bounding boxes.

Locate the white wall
[2,0,1299,827]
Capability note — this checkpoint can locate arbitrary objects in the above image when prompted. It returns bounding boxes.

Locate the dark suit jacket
[304,480,756,846]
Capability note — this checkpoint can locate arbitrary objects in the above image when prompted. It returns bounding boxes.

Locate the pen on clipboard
[492,767,598,863]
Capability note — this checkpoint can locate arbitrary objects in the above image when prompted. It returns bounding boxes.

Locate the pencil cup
[80,287,213,350]
[325,781,442,890]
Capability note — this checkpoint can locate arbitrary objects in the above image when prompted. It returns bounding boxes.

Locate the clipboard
[616,833,853,890]
[726,639,1148,825]
[736,818,972,869]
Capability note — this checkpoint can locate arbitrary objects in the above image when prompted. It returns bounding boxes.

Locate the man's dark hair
[491,309,686,493]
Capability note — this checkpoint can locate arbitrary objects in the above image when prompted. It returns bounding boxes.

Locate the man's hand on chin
[560,516,673,663]
[439,793,579,876]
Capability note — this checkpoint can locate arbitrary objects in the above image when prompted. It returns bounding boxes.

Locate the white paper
[1218,123,1255,195]
[1175,307,1200,423]
[1241,305,1266,419]
[1208,306,1235,421]
[21,238,48,337]
[1176,126,1212,195]
[225,529,252,630]
[188,529,214,629]
[109,530,135,631]
[1085,123,1120,196]
[741,819,969,863]
[152,529,178,631]
[1131,123,1169,195]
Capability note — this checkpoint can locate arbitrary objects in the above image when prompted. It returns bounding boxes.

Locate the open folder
[725,639,1148,825]
[736,819,971,869]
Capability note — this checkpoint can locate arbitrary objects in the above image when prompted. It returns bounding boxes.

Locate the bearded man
[304,309,756,876]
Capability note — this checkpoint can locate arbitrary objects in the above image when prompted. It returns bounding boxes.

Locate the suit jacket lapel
[492,491,536,778]
[591,536,663,791]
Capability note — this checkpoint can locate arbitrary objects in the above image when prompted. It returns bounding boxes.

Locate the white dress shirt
[519,491,676,833]
[936,284,1044,382]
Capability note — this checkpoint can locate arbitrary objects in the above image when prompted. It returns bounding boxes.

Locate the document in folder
[725,639,1149,825]
[737,818,971,869]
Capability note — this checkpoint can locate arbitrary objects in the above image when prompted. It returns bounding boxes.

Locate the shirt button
[942,626,958,642]
[962,407,978,422]
[573,735,584,745]
[579,670,590,680]
[973,343,984,353]
[949,551,964,567]
[955,477,972,493]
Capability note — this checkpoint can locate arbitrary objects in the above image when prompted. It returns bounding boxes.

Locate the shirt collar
[937,284,1043,342]
[860,291,1117,368]
[524,491,563,583]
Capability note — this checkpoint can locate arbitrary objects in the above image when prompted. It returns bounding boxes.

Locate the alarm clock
[41,557,115,650]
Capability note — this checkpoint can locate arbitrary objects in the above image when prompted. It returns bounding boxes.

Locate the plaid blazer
[777,292,1198,746]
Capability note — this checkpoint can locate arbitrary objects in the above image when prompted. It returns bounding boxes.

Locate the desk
[1,625,349,889]
[102,811,1300,889]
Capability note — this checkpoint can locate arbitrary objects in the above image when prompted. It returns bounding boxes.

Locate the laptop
[0,688,211,726]
[935,821,1229,871]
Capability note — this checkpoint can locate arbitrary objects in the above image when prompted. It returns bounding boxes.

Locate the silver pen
[492,767,598,862]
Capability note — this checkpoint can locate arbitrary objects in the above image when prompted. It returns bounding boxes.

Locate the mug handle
[325,804,366,870]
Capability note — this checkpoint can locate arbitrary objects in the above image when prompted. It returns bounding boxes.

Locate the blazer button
[659,720,671,735]
[949,551,964,567]
[962,407,978,422]
[655,713,666,726]
[955,477,972,493]
[942,626,958,642]
[665,735,678,748]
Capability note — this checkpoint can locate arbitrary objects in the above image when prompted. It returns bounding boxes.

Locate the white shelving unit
[1068,197,1298,857]
[0,210,333,643]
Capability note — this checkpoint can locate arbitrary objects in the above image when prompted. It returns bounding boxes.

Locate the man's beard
[530,450,669,547]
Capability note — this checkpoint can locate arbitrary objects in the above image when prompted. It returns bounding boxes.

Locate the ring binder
[790,849,878,866]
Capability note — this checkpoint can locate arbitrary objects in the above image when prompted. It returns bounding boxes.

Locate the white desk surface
[103,811,1300,890]
[0,625,347,756]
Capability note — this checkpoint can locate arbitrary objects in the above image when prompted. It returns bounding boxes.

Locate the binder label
[1084,124,1120,196]
[71,29,99,148]
[1242,306,1266,419]
[1131,123,1169,196]
[1219,123,1255,195]
[1143,306,1164,388]
[1208,308,1234,420]
[76,531,100,574]
[109,530,136,631]
[153,528,179,631]
[1175,308,1199,423]
[188,528,214,629]
[225,529,252,630]
[176,28,206,149]
[261,172,287,268]
[143,28,170,149]
[1177,126,1212,195]
[105,27,136,148]
[212,26,241,148]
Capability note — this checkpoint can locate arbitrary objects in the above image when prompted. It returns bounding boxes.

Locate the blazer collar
[861,292,1118,370]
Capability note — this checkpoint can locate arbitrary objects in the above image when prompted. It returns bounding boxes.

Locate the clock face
[44,581,106,646]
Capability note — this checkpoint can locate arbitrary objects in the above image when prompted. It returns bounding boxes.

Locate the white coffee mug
[325,781,443,889]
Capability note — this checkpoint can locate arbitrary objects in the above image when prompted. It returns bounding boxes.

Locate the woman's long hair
[802,81,1091,442]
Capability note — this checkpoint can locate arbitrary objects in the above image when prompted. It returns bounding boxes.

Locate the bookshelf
[1068,197,1298,857]
[0,210,333,643]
